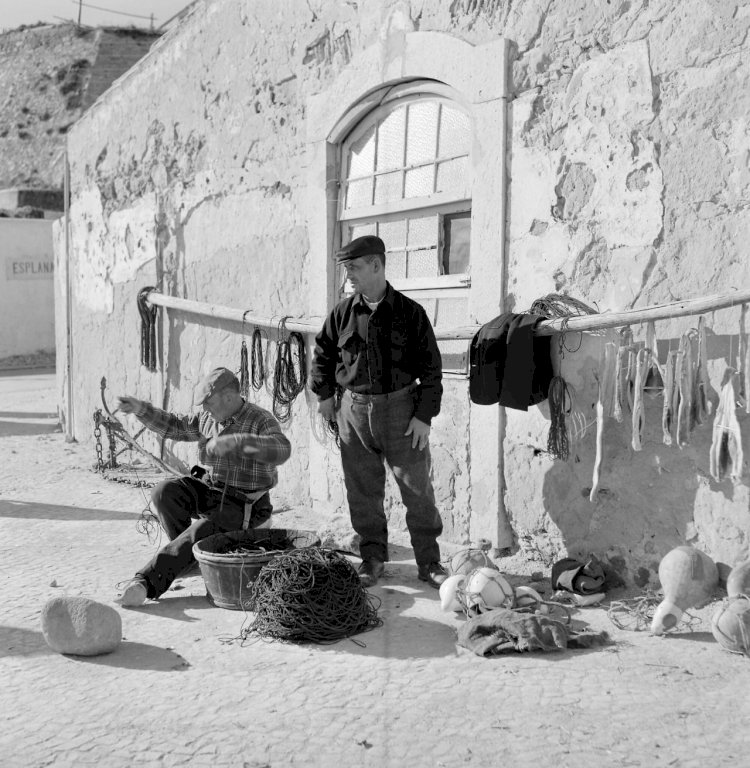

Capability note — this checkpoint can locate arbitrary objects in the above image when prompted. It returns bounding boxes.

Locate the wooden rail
[146,288,750,341]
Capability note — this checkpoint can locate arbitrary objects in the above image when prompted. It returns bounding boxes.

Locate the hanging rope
[251,327,267,391]
[239,310,251,399]
[547,376,573,460]
[272,318,307,423]
[137,286,158,371]
[242,548,382,644]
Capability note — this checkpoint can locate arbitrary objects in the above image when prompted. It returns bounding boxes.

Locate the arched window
[338,83,472,373]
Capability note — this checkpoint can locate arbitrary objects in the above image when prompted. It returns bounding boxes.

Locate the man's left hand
[204,436,235,458]
[405,417,430,451]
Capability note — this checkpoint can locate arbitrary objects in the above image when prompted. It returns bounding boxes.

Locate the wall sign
[5,257,54,280]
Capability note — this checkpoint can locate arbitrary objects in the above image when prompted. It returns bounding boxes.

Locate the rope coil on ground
[242,548,382,643]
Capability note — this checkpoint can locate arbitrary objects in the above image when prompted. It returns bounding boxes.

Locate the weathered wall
[59,0,750,583]
[0,219,55,359]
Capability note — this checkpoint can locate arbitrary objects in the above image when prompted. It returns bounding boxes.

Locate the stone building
[56,0,750,586]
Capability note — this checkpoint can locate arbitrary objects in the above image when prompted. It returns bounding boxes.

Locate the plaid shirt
[135,400,291,493]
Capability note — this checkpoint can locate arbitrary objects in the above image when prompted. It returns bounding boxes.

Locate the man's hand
[116,395,145,416]
[205,436,235,458]
[405,417,430,450]
[318,397,336,422]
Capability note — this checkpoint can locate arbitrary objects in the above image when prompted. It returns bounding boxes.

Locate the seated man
[114,367,291,607]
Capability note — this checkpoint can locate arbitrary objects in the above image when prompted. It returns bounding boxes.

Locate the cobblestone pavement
[2,371,749,768]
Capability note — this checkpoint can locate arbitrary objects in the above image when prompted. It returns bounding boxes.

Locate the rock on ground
[41,595,122,656]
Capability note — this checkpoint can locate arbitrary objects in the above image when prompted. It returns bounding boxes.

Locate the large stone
[41,595,122,656]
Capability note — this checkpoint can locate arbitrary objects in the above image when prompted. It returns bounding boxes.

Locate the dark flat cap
[193,367,239,405]
[335,235,385,263]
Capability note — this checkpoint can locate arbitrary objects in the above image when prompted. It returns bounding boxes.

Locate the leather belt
[345,383,416,403]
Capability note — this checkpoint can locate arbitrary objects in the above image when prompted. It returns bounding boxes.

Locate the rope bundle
[547,375,573,460]
[243,548,382,643]
[272,320,307,422]
[529,293,598,318]
[137,286,158,371]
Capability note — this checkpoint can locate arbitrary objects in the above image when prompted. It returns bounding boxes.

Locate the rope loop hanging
[137,286,159,371]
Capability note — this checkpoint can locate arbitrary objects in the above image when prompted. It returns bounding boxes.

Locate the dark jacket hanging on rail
[469,313,553,410]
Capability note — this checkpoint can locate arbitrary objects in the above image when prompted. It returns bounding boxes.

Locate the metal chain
[93,409,105,471]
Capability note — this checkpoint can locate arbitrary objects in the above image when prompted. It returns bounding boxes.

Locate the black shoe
[358,559,385,588]
[418,562,448,589]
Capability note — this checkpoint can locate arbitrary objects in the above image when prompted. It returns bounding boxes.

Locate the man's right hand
[116,395,146,416]
[317,397,336,422]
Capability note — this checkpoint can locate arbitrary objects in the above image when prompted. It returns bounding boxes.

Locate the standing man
[311,235,448,589]
[114,367,291,607]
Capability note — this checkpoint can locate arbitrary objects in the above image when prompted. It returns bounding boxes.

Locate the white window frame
[338,86,473,304]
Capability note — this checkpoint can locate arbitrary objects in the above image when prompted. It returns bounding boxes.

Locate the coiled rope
[547,376,573,460]
[137,286,158,371]
[272,318,307,423]
[251,327,267,391]
[242,548,382,644]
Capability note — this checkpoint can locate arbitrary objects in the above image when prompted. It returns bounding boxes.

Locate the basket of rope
[193,528,320,610]
[242,548,382,644]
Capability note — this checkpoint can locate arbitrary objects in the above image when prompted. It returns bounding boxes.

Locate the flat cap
[335,235,385,264]
[193,367,239,406]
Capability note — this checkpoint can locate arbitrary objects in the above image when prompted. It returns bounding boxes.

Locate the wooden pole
[533,289,750,336]
[146,288,750,341]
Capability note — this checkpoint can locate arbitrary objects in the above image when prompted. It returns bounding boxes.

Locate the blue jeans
[337,387,442,566]
[136,476,272,599]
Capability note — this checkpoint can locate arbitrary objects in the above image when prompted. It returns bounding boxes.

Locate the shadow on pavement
[121,593,215,623]
[67,641,191,671]
[0,626,54,658]
[0,419,61,437]
[0,499,141,521]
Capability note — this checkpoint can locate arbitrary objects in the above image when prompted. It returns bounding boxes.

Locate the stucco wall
[58,0,750,584]
[0,219,55,360]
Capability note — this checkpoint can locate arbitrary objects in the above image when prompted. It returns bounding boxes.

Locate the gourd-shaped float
[711,595,750,656]
[651,546,718,635]
[448,548,498,576]
[726,560,750,598]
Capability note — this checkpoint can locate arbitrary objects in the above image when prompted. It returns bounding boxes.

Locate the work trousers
[337,386,442,566]
[136,475,272,599]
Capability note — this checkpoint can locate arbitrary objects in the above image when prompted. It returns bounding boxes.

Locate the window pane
[348,125,376,177]
[347,222,377,241]
[404,164,434,198]
[443,211,471,274]
[406,101,438,165]
[435,296,468,327]
[376,108,406,172]
[374,171,403,204]
[438,105,471,158]
[435,157,468,194]
[407,215,437,248]
[378,219,407,251]
[345,177,373,209]
[406,246,439,278]
[435,297,470,373]
[386,250,407,280]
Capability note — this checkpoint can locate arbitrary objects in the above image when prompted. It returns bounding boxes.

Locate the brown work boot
[358,558,385,588]
[418,562,448,589]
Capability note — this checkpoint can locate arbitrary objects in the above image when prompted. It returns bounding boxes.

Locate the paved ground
[2,370,749,768]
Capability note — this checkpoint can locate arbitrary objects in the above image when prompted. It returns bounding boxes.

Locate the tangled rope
[529,293,599,318]
[272,319,307,423]
[137,286,158,371]
[242,548,382,643]
[547,375,573,460]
